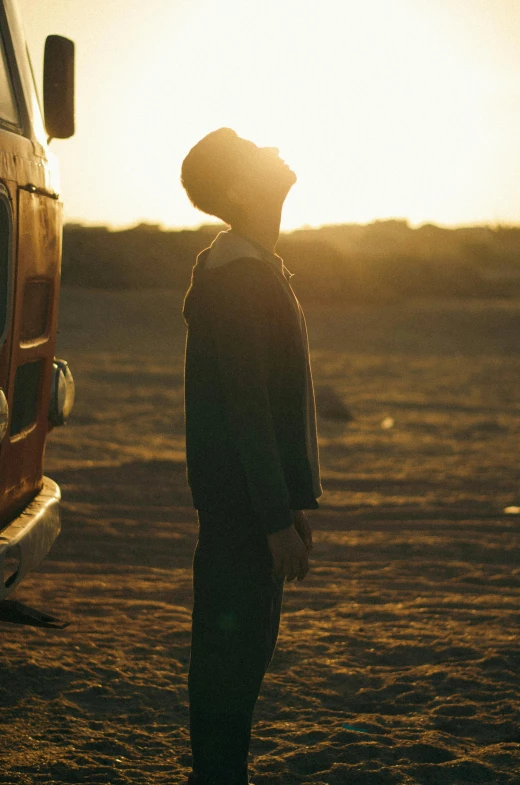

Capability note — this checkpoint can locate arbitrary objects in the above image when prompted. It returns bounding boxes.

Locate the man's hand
[267,523,309,582]
[293,509,313,552]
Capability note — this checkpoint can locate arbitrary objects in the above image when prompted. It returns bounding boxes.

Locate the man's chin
[283,162,297,181]
[263,166,297,201]
[282,166,297,189]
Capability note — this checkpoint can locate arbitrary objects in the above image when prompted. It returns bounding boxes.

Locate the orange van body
[0,0,74,597]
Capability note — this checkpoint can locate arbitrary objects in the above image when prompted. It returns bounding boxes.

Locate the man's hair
[181,128,241,223]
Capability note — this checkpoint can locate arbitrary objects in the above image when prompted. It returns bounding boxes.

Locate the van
[0,0,75,604]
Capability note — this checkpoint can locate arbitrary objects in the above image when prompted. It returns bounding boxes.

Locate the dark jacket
[182,247,320,535]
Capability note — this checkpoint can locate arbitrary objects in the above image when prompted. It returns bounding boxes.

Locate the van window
[0,29,18,126]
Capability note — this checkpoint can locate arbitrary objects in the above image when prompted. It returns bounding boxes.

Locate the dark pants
[188,509,285,785]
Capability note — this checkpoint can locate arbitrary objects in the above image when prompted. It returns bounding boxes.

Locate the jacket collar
[204,229,294,279]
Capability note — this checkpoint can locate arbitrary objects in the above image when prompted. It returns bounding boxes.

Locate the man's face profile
[180,127,297,223]
[229,135,297,205]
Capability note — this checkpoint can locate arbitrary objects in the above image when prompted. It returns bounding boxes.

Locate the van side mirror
[43,35,75,141]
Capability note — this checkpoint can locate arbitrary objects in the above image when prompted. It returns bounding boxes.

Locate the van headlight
[49,359,75,426]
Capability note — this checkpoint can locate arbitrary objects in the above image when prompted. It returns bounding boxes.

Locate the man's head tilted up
[181,128,296,252]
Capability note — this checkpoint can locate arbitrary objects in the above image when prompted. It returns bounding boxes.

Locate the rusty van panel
[0,190,62,524]
[0,181,14,388]
[0,178,15,484]
[0,127,52,194]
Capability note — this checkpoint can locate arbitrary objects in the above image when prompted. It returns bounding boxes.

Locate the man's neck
[230,206,282,255]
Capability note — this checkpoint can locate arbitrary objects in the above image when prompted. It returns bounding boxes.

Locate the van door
[0,9,62,523]
[0,1,18,395]
[0,11,21,521]
[1,189,61,519]
[0,183,14,437]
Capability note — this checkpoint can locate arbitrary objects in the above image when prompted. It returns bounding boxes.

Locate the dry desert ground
[1,286,520,785]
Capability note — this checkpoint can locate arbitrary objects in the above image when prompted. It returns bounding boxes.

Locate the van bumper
[0,477,61,600]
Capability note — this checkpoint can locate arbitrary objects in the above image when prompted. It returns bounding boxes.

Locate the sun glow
[20,0,520,229]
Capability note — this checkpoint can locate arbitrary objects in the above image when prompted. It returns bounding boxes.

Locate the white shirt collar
[205,229,292,277]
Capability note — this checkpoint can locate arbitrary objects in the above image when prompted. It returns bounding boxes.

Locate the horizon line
[62,217,520,233]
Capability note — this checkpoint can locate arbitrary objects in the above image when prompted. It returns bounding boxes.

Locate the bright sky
[18,0,520,230]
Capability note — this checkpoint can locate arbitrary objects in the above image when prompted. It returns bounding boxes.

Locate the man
[181,128,322,785]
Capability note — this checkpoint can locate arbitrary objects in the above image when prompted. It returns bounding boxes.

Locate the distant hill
[62,220,520,303]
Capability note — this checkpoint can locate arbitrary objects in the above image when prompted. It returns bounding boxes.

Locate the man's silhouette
[181,128,322,785]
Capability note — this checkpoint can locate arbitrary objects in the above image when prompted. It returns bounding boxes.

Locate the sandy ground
[1,287,520,785]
